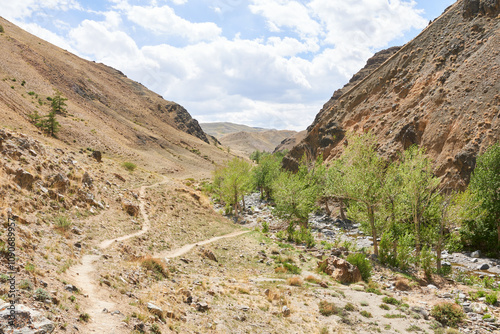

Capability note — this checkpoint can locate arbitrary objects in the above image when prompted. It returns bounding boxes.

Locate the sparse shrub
[122,162,137,172]
[19,279,33,290]
[54,215,72,231]
[305,275,321,284]
[282,262,301,275]
[28,91,35,96]
[34,288,50,301]
[380,304,390,310]
[0,25,4,33]
[360,310,372,318]
[287,276,302,286]
[262,221,269,233]
[79,313,90,322]
[346,253,371,282]
[344,303,356,311]
[420,246,435,279]
[319,300,340,316]
[140,257,168,280]
[25,262,35,273]
[151,323,161,334]
[431,302,465,327]
[382,296,401,305]
[486,291,497,305]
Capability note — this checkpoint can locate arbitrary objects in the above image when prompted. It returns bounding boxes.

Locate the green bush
[431,302,465,327]
[122,162,137,172]
[261,221,269,233]
[0,25,4,33]
[396,232,415,271]
[54,215,72,231]
[282,262,301,275]
[141,257,168,280]
[382,296,401,305]
[486,292,497,305]
[420,246,435,279]
[346,253,372,282]
[319,300,341,316]
[34,288,50,301]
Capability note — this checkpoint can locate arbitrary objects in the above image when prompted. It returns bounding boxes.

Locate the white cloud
[125,5,221,42]
[1,0,82,20]
[169,0,188,4]
[249,0,322,39]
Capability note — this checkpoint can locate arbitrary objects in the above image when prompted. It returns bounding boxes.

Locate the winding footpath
[67,176,248,332]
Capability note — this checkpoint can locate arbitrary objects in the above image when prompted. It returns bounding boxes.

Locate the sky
[1,0,456,131]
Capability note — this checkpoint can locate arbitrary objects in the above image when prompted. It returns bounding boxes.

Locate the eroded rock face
[49,173,70,193]
[285,0,500,189]
[318,256,362,283]
[0,303,55,333]
[14,169,34,190]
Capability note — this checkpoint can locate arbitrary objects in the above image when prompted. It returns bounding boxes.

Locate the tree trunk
[437,219,443,272]
[339,199,346,221]
[414,202,421,261]
[368,205,378,256]
[324,198,331,216]
[242,194,246,213]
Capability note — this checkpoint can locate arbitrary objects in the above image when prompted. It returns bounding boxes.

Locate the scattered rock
[64,284,78,292]
[410,306,429,320]
[196,302,209,312]
[82,172,93,187]
[282,306,291,317]
[114,173,126,182]
[122,200,139,217]
[91,150,102,162]
[471,250,481,258]
[478,263,490,270]
[147,302,163,317]
[199,247,218,262]
[49,173,70,193]
[317,256,362,283]
[0,303,55,333]
[14,169,35,190]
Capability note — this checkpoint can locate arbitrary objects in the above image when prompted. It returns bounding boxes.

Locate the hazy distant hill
[200,122,267,137]
[201,122,299,156]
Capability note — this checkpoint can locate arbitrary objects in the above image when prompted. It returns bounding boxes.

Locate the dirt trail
[159,230,250,259]
[67,175,247,332]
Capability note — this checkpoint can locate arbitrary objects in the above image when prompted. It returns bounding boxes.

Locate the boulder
[14,169,34,190]
[49,173,70,193]
[0,303,55,333]
[471,250,481,258]
[122,201,139,217]
[91,150,102,162]
[147,302,163,317]
[317,256,362,283]
[82,172,93,188]
[199,247,217,262]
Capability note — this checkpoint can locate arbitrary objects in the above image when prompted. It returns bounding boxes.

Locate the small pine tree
[28,110,42,125]
[0,25,4,33]
[51,91,68,114]
[39,112,60,136]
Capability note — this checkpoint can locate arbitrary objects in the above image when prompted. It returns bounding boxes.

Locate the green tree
[326,133,386,256]
[461,143,500,252]
[51,90,68,114]
[271,159,320,229]
[252,153,281,200]
[250,150,269,164]
[212,158,253,217]
[394,145,441,259]
[39,111,60,136]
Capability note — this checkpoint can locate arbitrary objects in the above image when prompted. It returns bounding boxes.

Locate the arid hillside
[0,17,232,178]
[284,0,500,188]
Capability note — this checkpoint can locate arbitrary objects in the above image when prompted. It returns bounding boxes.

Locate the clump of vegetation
[140,257,168,280]
[34,288,50,301]
[0,24,4,33]
[54,215,72,232]
[287,276,303,286]
[319,301,341,316]
[431,302,465,327]
[261,221,269,233]
[382,296,401,306]
[79,313,91,322]
[346,253,372,282]
[380,304,390,310]
[122,161,137,172]
[360,310,372,318]
[486,291,498,305]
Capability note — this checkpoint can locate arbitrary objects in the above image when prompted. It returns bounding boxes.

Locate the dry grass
[287,276,303,287]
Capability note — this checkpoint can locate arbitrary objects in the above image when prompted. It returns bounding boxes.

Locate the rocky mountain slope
[273,130,307,153]
[200,122,268,138]
[0,17,232,177]
[284,0,500,189]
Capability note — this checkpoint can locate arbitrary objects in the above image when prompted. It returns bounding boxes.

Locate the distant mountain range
[201,122,301,157]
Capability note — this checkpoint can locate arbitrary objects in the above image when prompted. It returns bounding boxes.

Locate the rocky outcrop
[163,104,209,144]
[318,256,362,283]
[49,173,70,193]
[122,200,139,217]
[14,169,34,190]
[0,303,55,333]
[285,0,500,188]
